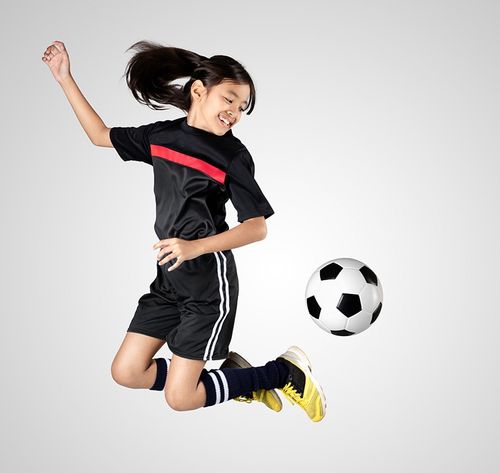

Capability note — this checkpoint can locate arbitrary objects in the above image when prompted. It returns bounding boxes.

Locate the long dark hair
[121,40,256,115]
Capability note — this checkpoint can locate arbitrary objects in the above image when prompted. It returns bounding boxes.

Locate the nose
[227,110,238,122]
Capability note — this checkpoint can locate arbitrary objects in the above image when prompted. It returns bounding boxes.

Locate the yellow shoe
[276,346,327,422]
[220,352,283,412]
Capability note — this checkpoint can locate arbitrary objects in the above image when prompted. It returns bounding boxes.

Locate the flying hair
[120,40,256,115]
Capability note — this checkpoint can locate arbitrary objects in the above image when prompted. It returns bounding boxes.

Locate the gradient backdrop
[1,0,499,471]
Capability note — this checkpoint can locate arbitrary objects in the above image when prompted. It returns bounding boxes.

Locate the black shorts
[127,250,239,361]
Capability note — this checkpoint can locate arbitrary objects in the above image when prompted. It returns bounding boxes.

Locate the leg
[202,346,327,422]
[164,354,207,411]
[220,352,283,412]
[111,332,166,389]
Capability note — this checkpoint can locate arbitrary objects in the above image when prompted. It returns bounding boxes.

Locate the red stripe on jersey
[150,144,226,184]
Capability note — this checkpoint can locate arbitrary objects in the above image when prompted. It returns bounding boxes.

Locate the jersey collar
[181,116,233,138]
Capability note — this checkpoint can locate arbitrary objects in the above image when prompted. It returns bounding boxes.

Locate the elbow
[92,127,112,147]
[257,221,267,241]
[243,217,267,242]
[91,136,104,147]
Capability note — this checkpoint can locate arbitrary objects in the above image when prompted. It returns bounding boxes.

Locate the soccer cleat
[276,346,327,422]
[220,351,283,412]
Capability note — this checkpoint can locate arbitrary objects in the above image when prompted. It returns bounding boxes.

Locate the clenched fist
[42,40,71,83]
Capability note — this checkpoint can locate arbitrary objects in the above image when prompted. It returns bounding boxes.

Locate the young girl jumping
[42,39,326,422]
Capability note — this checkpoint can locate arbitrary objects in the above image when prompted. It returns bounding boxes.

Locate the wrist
[58,74,74,87]
[195,238,207,257]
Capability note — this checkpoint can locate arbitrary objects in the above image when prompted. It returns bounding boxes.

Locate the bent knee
[111,360,142,387]
[165,390,193,411]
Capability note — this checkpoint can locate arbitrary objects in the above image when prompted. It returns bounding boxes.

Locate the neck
[186,110,208,131]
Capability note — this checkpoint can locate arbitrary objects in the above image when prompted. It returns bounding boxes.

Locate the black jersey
[110,116,274,240]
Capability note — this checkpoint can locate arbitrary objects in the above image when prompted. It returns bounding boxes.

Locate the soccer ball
[305,258,383,336]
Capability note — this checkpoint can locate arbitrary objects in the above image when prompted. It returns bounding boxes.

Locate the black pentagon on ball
[359,265,378,285]
[331,329,355,336]
[371,302,382,324]
[306,296,321,319]
[337,293,362,317]
[320,262,343,281]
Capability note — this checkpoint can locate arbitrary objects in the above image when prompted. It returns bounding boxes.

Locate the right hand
[42,40,71,83]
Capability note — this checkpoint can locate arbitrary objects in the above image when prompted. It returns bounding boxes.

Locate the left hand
[152,238,203,271]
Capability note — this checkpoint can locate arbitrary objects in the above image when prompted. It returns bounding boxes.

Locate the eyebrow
[227,90,248,106]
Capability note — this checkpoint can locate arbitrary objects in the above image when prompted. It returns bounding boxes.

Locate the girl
[42,39,326,422]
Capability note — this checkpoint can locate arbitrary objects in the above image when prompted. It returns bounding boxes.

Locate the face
[188,80,251,136]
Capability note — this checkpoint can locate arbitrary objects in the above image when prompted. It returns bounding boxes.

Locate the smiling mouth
[218,114,233,128]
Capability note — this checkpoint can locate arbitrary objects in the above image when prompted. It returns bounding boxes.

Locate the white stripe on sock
[217,369,230,402]
[212,370,226,401]
[208,371,221,404]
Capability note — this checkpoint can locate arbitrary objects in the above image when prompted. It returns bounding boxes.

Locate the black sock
[149,358,170,391]
[199,360,289,407]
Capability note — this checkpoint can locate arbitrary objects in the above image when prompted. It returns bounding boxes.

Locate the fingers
[156,241,177,264]
[168,258,183,272]
[153,238,178,259]
[42,40,65,62]
[153,238,185,271]
[156,243,174,261]
[158,252,183,272]
[52,40,66,51]
[158,251,176,265]
[153,238,178,249]
[42,47,57,62]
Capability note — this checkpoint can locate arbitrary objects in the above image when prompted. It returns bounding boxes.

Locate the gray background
[1,0,499,471]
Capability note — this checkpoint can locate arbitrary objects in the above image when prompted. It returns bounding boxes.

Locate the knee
[111,359,140,387]
[164,389,192,411]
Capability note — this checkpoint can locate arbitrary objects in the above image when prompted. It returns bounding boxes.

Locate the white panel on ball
[360,283,383,313]
[334,258,364,270]
[313,279,343,313]
[345,310,372,333]
[320,306,347,331]
[336,268,367,295]
[312,317,331,333]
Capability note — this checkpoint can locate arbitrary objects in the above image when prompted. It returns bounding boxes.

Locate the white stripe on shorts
[203,252,230,361]
[208,252,230,360]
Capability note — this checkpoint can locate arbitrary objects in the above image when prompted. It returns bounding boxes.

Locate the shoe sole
[225,352,283,411]
[284,345,313,371]
[227,349,312,372]
[279,346,327,421]
[226,351,253,369]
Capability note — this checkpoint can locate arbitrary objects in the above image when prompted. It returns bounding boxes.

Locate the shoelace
[280,382,306,407]
[233,390,267,403]
[233,394,254,403]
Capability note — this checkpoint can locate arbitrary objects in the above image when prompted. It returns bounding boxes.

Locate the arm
[42,40,111,147]
[58,76,111,147]
[153,217,267,271]
[197,216,267,254]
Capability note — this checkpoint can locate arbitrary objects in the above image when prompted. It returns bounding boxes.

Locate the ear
[191,80,208,102]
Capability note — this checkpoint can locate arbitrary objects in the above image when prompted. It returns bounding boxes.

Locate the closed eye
[224,97,245,112]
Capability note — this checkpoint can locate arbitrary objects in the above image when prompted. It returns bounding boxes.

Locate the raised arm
[42,40,111,147]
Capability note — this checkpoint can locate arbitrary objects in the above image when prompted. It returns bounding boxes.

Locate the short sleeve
[109,121,162,165]
[225,147,275,223]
